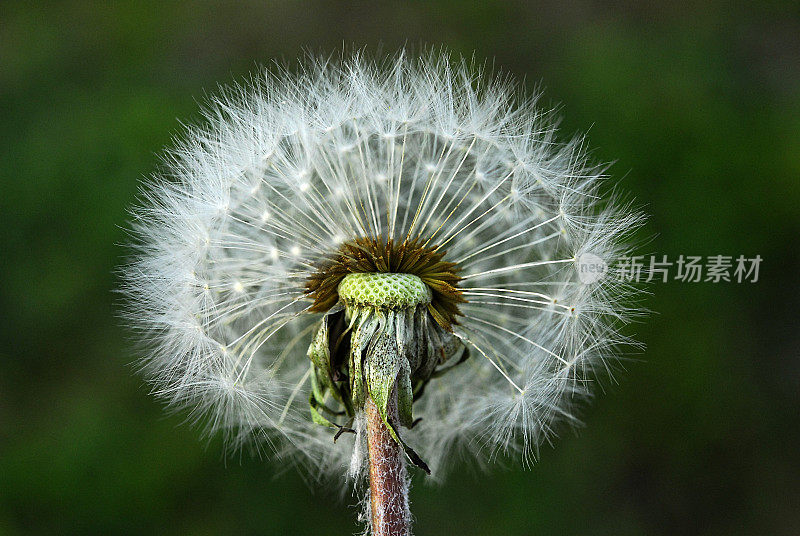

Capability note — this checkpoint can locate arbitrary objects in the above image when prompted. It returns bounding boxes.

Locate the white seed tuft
[121,50,644,480]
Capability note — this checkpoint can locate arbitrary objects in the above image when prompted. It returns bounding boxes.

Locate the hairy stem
[366,393,410,536]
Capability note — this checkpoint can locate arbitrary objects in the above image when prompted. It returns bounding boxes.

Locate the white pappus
[121,50,644,482]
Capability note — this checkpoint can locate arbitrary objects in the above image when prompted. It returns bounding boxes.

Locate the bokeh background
[2,2,799,535]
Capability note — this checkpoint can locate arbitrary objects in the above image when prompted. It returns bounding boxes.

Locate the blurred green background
[2,2,799,535]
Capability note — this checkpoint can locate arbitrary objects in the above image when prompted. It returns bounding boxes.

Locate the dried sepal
[306,298,467,473]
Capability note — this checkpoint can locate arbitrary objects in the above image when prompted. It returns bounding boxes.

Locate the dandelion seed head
[121,50,643,480]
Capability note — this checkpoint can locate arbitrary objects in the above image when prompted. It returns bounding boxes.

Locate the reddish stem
[366,395,409,536]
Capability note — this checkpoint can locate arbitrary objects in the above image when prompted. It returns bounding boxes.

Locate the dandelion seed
[121,50,644,536]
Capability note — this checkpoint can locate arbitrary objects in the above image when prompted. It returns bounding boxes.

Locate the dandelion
[122,50,643,535]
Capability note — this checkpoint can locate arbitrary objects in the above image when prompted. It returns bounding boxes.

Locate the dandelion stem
[366,393,410,536]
